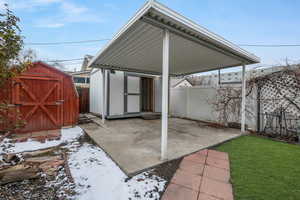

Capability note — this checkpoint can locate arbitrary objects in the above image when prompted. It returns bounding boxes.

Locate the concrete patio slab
[80,117,240,175]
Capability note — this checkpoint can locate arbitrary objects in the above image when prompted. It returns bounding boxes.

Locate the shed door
[125,75,140,113]
[12,76,63,133]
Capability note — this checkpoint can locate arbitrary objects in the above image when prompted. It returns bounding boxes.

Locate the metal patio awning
[90,0,259,161]
[88,0,260,76]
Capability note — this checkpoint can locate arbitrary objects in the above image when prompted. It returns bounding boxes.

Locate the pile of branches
[0,147,65,185]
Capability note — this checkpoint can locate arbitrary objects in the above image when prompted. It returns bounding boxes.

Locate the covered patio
[88,0,259,162]
[80,117,241,175]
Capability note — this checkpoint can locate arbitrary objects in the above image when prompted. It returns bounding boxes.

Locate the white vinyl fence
[170,87,217,122]
[170,86,257,130]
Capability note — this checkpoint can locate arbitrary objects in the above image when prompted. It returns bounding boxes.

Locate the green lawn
[215,135,300,200]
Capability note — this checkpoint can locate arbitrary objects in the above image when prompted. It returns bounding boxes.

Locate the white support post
[161,29,170,160]
[241,65,246,133]
[101,69,106,124]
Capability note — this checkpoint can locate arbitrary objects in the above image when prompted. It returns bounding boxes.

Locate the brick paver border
[162,149,233,200]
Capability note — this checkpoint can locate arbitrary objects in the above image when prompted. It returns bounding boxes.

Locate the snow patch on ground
[0,126,83,154]
[68,143,166,200]
[0,126,167,200]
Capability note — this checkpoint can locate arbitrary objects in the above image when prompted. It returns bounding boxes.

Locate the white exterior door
[125,75,141,113]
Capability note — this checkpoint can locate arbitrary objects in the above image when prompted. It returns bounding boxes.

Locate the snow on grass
[68,143,167,200]
[0,126,83,154]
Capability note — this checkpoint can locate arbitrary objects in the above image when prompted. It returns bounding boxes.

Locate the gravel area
[0,167,76,200]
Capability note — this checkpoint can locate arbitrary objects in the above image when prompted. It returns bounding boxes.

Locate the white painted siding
[109,71,124,116]
[90,69,103,115]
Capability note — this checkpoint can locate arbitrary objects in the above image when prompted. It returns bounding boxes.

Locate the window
[73,77,86,83]
[86,78,90,83]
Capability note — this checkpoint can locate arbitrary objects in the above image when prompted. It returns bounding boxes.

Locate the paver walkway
[162,149,233,200]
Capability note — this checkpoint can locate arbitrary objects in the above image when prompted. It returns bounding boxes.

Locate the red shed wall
[0,62,79,133]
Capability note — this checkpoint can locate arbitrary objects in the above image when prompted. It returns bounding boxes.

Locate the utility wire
[239,44,300,47]
[25,38,300,47]
[43,58,84,63]
[25,39,110,46]
[45,58,84,62]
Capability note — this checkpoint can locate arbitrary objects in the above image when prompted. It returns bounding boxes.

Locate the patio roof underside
[90,3,260,76]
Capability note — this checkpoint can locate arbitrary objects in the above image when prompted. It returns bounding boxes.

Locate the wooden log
[22,147,57,158]
[25,156,62,164]
[1,147,57,164]
[0,149,65,184]
[0,164,40,185]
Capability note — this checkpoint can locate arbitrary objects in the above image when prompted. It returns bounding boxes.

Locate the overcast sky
[2,0,300,72]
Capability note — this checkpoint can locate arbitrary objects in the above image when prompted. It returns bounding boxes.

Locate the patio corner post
[101,68,106,124]
[241,64,246,133]
[161,29,170,160]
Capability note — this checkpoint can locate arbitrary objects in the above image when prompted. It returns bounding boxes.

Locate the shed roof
[88,0,260,76]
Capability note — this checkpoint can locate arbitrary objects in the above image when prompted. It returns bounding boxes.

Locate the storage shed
[0,62,79,133]
[90,69,162,118]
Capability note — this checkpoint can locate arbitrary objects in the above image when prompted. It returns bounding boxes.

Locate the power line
[25,39,110,46]
[25,38,300,47]
[239,44,300,47]
[45,58,84,62]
